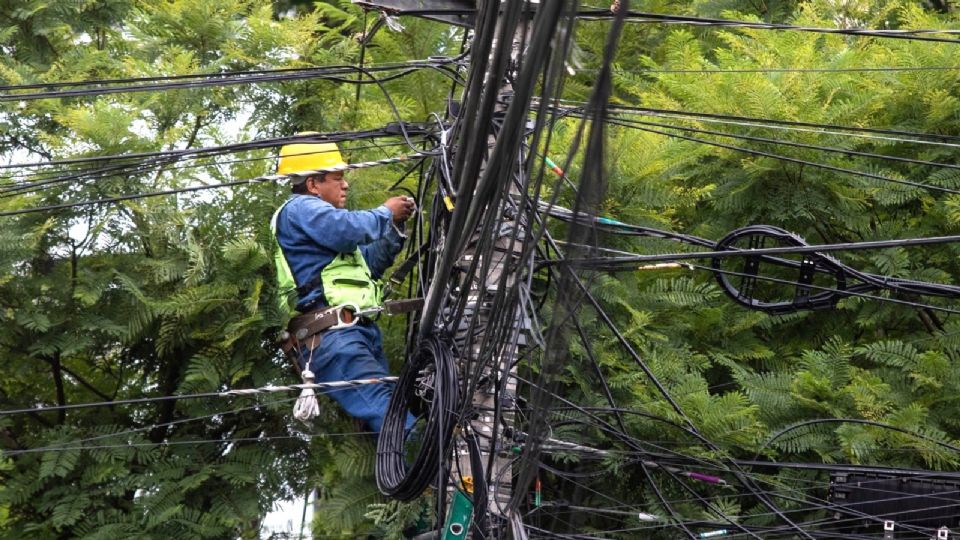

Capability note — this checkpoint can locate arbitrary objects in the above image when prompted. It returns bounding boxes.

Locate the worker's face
[308,171,348,209]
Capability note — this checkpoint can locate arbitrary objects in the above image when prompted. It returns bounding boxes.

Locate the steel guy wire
[0,376,400,416]
[4,396,299,457]
[1,432,374,456]
[0,152,434,218]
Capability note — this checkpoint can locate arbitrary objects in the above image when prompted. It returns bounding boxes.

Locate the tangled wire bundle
[376,334,459,501]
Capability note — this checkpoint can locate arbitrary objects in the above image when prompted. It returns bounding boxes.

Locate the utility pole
[358,1,565,537]
[357,0,528,536]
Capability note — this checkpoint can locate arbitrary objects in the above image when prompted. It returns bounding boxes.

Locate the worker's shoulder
[285,194,335,215]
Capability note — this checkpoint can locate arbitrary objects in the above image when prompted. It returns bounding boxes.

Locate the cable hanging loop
[293,369,321,423]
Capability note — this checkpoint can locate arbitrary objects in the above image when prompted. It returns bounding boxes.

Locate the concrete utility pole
[355,1,535,537]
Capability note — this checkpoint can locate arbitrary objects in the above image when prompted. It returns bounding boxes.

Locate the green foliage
[533,1,960,534]
[4,0,960,537]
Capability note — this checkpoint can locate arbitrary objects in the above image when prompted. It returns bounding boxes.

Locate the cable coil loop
[376,334,459,501]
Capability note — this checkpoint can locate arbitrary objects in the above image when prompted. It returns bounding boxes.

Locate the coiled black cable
[376,334,459,501]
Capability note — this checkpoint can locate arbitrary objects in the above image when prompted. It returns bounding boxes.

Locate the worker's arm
[360,196,415,278]
[293,196,393,253]
[360,223,406,279]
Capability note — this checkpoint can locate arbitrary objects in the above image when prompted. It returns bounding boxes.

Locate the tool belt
[278,298,425,357]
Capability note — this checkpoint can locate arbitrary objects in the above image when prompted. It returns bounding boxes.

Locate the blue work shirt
[274,194,405,311]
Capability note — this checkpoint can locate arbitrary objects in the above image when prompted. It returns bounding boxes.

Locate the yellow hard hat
[277,137,348,179]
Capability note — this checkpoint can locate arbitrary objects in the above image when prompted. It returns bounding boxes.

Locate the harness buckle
[327,304,386,331]
[328,304,361,330]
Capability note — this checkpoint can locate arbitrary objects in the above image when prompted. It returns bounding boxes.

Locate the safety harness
[270,199,422,359]
[273,198,423,422]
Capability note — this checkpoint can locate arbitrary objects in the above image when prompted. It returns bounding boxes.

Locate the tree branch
[49,352,66,425]
[58,363,112,402]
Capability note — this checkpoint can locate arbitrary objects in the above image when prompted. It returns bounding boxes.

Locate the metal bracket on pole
[883,520,894,540]
[351,0,477,27]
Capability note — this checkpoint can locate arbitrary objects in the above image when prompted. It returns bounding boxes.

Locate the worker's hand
[384,196,416,223]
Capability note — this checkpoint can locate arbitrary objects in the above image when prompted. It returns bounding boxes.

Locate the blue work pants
[299,322,413,433]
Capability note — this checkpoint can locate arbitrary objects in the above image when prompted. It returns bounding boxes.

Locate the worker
[272,139,416,433]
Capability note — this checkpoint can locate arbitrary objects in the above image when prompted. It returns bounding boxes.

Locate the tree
[4,0,960,538]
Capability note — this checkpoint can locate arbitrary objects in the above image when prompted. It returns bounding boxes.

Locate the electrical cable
[2,432,371,456]
[757,418,960,460]
[0,58,465,102]
[0,376,401,416]
[539,99,960,145]
[542,230,818,539]
[5,396,299,456]
[0,138,423,186]
[0,151,434,218]
[608,115,960,173]
[574,8,960,44]
[603,65,960,74]
[376,333,459,501]
[565,109,960,196]
[0,57,462,92]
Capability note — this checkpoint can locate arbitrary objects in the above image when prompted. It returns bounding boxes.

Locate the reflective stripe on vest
[270,200,299,315]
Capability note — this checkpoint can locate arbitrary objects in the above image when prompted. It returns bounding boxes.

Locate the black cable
[574,8,960,44]
[612,115,960,173]
[602,65,960,74]
[543,230,818,539]
[601,103,960,144]
[0,175,273,217]
[376,334,459,501]
[541,206,960,301]
[0,128,418,175]
[757,418,960,461]
[0,151,434,218]
[0,132,371,171]
[570,110,960,196]
[0,58,464,101]
[0,139,426,191]
[466,428,490,536]
[548,243,960,315]
[540,100,960,145]
[0,58,458,92]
